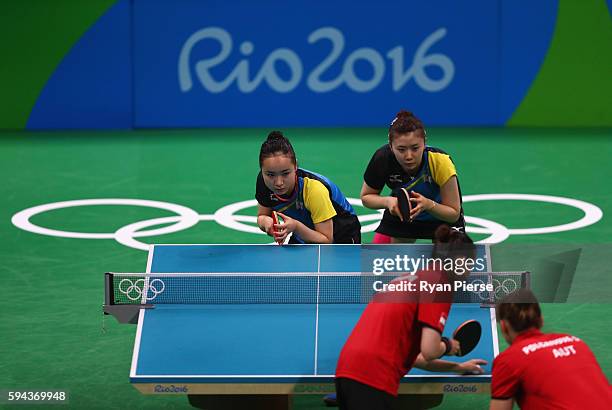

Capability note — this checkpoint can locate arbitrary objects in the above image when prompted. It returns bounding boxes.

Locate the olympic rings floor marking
[11,194,603,251]
[10,199,200,239]
[463,194,603,235]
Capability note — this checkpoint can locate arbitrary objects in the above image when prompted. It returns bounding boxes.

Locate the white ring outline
[115,214,216,251]
[11,199,199,239]
[464,216,510,244]
[10,194,603,251]
[469,278,519,301]
[492,278,518,298]
[463,194,603,235]
[469,280,490,301]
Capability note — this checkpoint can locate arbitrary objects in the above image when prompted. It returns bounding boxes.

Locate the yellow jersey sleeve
[303,178,337,224]
[428,151,457,187]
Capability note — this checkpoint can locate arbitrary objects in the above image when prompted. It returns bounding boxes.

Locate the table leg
[396,394,444,409]
[187,394,292,410]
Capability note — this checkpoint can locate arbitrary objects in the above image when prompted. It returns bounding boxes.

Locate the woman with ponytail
[334,225,486,410]
[491,290,611,409]
[256,131,361,244]
[361,110,465,244]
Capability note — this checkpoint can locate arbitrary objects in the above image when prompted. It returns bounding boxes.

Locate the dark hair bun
[267,130,285,141]
[434,224,452,242]
[388,109,425,141]
[432,224,475,262]
[497,289,543,332]
[259,131,297,167]
[396,110,413,119]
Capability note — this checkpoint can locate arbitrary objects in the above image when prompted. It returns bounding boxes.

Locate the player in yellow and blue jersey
[256,131,361,244]
[361,110,465,243]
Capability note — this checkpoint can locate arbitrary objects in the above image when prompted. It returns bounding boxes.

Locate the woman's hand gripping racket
[396,188,413,222]
[452,320,482,357]
[271,211,284,245]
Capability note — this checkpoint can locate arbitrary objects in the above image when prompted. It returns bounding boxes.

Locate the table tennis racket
[397,188,412,222]
[452,320,481,357]
[271,211,284,245]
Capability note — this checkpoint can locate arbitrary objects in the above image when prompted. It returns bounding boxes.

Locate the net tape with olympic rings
[105,271,529,306]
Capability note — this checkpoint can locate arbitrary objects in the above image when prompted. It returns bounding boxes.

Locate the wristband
[441,337,452,356]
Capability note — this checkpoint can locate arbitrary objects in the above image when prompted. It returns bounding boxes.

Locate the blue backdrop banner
[133,0,501,127]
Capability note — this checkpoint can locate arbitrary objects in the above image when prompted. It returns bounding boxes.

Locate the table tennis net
[105,271,529,305]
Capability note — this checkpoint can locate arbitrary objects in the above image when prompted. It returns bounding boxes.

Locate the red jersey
[335,269,451,396]
[492,329,612,409]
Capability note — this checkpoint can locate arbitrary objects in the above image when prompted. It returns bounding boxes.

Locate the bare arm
[419,327,448,361]
[414,355,487,373]
[295,218,333,244]
[256,204,275,236]
[413,176,461,223]
[490,399,514,410]
[275,213,334,244]
[362,176,461,223]
[432,175,461,222]
[360,181,405,220]
[360,181,387,209]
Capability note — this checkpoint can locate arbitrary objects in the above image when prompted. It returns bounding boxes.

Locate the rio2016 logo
[153,385,188,393]
[178,26,454,94]
[443,384,478,393]
[10,194,603,251]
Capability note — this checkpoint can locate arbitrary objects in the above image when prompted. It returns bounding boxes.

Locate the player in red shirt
[335,225,487,410]
[491,289,612,409]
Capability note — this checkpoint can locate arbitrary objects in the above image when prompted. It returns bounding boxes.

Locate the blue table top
[131,244,497,393]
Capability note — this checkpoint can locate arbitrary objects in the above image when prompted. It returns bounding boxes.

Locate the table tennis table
[106,244,502,408]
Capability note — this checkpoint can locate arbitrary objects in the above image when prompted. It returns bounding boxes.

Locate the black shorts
[288,214,362,244]
[375,211,465,240]
[335,377,396,410]
[333,214,362,244]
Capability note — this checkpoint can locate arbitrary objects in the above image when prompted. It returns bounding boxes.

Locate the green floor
[1,128,611,409]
